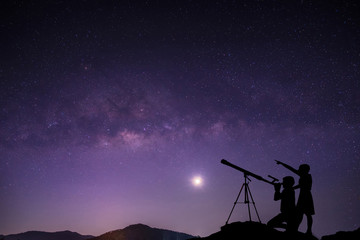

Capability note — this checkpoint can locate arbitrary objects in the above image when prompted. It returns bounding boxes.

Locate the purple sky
[1,0,359,238]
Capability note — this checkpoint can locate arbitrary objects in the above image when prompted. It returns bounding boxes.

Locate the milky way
[1,1,359,238]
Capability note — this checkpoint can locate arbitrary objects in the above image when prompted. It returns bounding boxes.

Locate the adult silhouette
[275,160,315,235]
[267,176,297,232]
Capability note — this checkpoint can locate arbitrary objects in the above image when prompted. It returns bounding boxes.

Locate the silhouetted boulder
[188,221,319,240]
[321,227,360,240]
[90,223,194,240]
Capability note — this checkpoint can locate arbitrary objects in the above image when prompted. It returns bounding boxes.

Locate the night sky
[1,0,359,238]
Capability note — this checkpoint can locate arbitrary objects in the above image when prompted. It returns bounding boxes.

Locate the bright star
[191,176,203,187]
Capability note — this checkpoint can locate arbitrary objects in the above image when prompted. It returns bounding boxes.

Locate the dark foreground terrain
[188,221,318,240]
[321,227,360,240]
[1,222,359,240]
[189,221,360,240]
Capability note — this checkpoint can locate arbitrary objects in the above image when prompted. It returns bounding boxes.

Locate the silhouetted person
[267,176,297,232]
[275,160,315,235]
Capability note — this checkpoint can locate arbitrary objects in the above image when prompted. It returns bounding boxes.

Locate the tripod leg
[246,184,261,223]
[225,183,245,224]
[244,183,252,222]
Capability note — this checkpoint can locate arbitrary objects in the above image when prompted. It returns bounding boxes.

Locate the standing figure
[267,176,296,232]
[275,160,315,235]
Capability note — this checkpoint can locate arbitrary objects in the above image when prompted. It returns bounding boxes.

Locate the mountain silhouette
[1,230,93,240]
[188,221,319,240]
[89,224,194,240]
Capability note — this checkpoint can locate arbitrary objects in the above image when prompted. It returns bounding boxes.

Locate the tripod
[225,174,261,224]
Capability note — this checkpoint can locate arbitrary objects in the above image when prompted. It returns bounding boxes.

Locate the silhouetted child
[275,160,315,235]
[267,176,297,232]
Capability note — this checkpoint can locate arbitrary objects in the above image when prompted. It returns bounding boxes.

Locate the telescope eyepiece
[268,175,279,182]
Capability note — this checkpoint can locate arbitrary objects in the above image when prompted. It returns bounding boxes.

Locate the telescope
[220,159,281,224]
[221,159,278,185]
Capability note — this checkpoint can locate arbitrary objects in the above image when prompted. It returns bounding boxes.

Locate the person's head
[282,176,295,189]
[298,164,310,175]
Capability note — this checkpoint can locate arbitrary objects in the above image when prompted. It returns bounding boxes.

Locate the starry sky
[0,0,359,238]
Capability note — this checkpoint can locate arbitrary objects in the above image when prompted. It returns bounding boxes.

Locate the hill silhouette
[89,223,194,240]
[1,230,93,240]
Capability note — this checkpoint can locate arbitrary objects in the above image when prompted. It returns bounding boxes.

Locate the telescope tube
[221,159,274,185]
